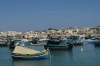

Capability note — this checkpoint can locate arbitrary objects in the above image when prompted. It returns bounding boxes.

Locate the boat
[72,41,83,46]
[84,36,99,43]
[66,36,84,46]
[44,40,73,50]
[84,39,99,43]
[11,46,50,60]
[29,38,39,44]
[38,38,49,42]
[94,41,100,46]
[72,39,84,46]
[9,39,20,48]
[31,43,46,46]
[9,39,25,48]
[0,38,8,47]
[0,42,8,47]
[29,38,47,46]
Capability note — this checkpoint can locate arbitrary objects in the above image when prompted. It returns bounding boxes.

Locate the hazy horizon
[0,0,100,32]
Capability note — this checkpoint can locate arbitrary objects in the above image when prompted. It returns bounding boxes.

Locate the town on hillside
[0,26,100,39]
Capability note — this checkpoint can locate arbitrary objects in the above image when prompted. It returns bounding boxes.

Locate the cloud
[45,11,76,14]
[44,10,96,16]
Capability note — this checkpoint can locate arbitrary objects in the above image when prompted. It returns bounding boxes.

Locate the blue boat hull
[12,54,49,60]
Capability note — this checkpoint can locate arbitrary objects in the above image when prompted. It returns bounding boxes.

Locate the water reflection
[73,45,84,52]
[94,46,100,48]
[12,59,51,66]
[50,50,73,59]
[2,43,100,66]
[81,46,83,51]
[0,47,13,66]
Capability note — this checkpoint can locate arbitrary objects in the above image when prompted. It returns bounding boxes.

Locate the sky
[0,0,100,32]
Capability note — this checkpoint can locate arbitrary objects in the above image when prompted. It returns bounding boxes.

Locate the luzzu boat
[44,40,73,50]
[11,46,50,60]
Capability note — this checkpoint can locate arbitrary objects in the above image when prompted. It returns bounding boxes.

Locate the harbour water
[0,43,100,66]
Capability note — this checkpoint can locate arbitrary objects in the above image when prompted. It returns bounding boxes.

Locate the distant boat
[29,38,47,46]
[66,37,84,46]
[94,41,100,46]
[72,38,84,46]
[72,41,83,46]
[0,38,8,47]
[38,38,49,42]
[29,38,39,44]
[31,43,46,46]
[9,39,25,48]
[0,41,8,47]
[44,40,73,50]
[84,39,99,43]
[11,46,50,60]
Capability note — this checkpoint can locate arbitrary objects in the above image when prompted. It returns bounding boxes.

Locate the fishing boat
[72,41,83,46]
[44,40,73,50]
[0,38,8,47]
[29,38,47,46]
[84,36,99,43]
[67,36,84,46]
[94,41,100,46]
[84,39,99,43]
[72,39,84,46]
[11,46,50,60]
[31,43,46,46]
[9,39,23,48]
[0,42,8,47]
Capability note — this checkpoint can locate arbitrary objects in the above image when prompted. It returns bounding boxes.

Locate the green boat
[44,40,73,50]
